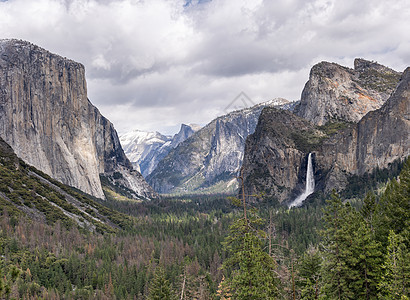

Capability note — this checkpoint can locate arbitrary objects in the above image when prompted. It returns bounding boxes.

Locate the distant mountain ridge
[147,98,291,194]
[120,123,201,177]
[120,130,172,174]
[0,39,156,200]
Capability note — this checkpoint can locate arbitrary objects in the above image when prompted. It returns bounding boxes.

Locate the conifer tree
[321,191,384,299]
[348,220,383,299]
[298,246,322,299]
[222,171,279,299]
[378,230,409,298]
[222,215,279,299]
[321,191,354,298]
[148,266,175,300]
[361,191,377,231]
[375,158,410,247]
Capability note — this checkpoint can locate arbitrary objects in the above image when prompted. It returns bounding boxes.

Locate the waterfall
[289,153,315,208]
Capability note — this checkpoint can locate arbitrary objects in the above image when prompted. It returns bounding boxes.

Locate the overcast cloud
[0,0,409,134]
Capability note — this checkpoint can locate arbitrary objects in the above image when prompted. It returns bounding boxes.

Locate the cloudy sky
[1,0,409,135]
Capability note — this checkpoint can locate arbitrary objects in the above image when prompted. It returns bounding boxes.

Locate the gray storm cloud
[0,0,409,134]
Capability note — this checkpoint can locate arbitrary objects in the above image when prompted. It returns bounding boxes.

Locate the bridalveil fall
[289,153,315,208]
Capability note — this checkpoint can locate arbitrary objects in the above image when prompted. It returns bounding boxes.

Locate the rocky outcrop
[316,67,410,193]
[242,65,409,204]
[294,59,401,125]
[147,99,290,194]
[120,123,201,177]
[89,104,156,199]
[170,124,201,148]
[241,108,325,203]
[0,39,156,199]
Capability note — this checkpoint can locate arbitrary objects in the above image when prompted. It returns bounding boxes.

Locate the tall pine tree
[375,158,410,247]
[321,191,356,298]
[378,230,409,298]
[222,214,279,299]
[321,191,384,299]
[147,266,175,300]
[298,246,322,299]
[222,172,279,299]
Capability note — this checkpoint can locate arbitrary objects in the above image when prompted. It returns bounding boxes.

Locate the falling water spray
[289,153,315,208]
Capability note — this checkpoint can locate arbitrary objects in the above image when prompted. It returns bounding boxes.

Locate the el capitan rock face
[294,59,401,125]
[0,39,156,199]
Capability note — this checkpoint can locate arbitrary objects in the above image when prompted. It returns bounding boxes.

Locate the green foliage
[317,160,410,299]
[343,159,404,199]
[148,267,175,300]
[0,195,229,299]
[1,136,409,299]
[298,246,322,299]
[0,140,135,232]
[222,197,279,299]
[318,121,351,136]
[375,158,410,247]
[100,174,143,201]
[290,129,325,152]
[321,191,384,299]
[291,121,352,153]
[378,230,409,298]
[358,68,401,93]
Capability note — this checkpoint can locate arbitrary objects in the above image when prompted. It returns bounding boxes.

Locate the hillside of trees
[0,134,408,299]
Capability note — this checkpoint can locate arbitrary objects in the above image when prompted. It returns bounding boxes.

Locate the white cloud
[0,0,409,134]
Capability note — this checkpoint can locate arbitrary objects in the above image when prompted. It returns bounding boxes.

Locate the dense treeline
[0,191,324,298]
[219,158,409,299]
[0,143,408,298]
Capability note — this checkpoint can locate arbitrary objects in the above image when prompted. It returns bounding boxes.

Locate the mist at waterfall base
[289,153,315,208]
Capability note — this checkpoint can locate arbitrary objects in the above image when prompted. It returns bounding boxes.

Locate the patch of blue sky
[184,0,212,8]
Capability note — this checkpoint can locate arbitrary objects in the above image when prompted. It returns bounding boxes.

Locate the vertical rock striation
[316,67,410,193]
[0,39,156,199]
[241,107,322,203]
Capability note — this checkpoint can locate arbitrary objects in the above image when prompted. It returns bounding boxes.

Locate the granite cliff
[316,67,410,193]
[242,62,409,204]
[147,99,290,194]
[241,107,322,203]
[0,136,132,232]
[294,58,401,125]
[0,39,156,199]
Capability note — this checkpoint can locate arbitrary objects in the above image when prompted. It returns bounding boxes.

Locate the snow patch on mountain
[120,124,201,177]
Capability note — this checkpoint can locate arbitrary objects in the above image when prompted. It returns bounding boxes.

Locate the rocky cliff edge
[0,39,156,199]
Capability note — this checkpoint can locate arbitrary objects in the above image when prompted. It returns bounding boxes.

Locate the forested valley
[0,38,408,299]
[0,134,408,299]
